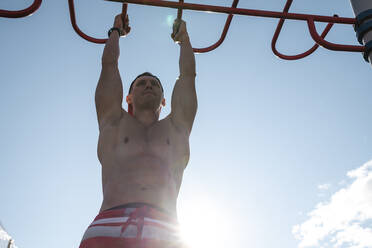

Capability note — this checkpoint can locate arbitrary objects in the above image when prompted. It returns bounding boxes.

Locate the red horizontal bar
[0,0,42,18]
[105,0,357,24]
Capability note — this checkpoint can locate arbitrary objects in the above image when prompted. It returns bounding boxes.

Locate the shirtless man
[79,13,197,248]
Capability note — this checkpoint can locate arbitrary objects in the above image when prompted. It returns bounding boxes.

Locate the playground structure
[1,0,372,65]
[0,0,41,18]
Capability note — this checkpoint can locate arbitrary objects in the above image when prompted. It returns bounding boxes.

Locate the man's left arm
[170,20,197,133]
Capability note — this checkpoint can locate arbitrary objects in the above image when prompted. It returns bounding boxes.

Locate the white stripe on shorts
[82,216,181,242]
[90,216,178,230]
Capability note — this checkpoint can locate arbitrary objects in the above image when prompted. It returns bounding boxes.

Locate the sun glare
[178,200,234,248]
[166,15,175,27]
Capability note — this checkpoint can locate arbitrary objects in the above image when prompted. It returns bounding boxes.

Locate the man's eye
[151,81,159,87]
[137,80,145,86]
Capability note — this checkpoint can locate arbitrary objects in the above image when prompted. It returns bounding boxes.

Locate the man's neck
[133,109,160,126]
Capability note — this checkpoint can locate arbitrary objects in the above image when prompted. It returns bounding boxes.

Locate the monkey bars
[2,0,371,63]
[103,0,371,63]
[0,0,42,18]
[104,0,369,55]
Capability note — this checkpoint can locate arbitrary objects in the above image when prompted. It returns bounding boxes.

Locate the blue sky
[0,0,371,248]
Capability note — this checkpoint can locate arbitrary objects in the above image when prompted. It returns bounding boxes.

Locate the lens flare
[166,15,175,27]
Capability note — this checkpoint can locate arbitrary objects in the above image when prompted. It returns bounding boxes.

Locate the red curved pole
[175,0,239,53]
[68,0,128,44]
[307,17,365,52]
[0,0,42,18]
[272,0,334,60]
[193,0,239,53]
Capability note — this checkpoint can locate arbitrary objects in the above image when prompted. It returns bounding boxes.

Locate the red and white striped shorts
[79,203,186,248]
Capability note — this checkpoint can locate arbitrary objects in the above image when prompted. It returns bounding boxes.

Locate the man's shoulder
[163,114,191,137]
[98,109,128,132]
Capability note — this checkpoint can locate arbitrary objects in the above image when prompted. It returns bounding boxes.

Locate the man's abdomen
[100,155,180,214]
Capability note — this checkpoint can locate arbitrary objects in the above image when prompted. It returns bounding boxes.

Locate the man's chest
[98,117,190,163]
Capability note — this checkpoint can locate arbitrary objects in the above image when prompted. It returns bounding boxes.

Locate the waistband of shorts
[105,202,170,213]
[96,202,178,224]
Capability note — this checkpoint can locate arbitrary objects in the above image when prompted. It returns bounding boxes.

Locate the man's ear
[126,95,132,104]
[161,98,166,107]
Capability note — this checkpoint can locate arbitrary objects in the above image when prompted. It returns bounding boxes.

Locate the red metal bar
[76,0,366,57]
[171,0,239,53]
[104,0,364,54]
[105,0,356,24]
[68,0,127,44]
[122,3,129,32]
[271,0,334,60]
[193,0,239,53]
[307,17,365,52]
[177,0,183,20]
[0,0,42,18]
[122,3,128,17]
[68,0,106,43]
[121,3,128,14]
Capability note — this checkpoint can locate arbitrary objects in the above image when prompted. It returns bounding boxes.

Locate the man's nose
[145,81,153,89]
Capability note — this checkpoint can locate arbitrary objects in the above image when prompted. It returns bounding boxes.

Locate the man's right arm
[95,15,129,131]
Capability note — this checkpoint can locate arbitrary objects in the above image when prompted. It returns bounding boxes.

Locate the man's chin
[143,92,155,96]
[136,101,161,111]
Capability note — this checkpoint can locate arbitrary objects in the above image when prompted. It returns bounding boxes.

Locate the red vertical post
[177,0,183,19]
[122,3,128,15]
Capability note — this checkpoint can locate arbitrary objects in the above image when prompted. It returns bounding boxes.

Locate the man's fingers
[125,26,131,35]
[172,19,181,37]
[123,14,129,24]
[171,19,187,43]
[118,14,130,36]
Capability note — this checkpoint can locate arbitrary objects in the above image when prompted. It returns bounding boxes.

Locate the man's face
[128,75,165,111]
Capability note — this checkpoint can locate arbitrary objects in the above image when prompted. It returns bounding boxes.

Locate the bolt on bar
[0,0,42,18]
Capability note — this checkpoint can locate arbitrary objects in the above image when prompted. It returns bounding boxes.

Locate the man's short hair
[128,72,163,94]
